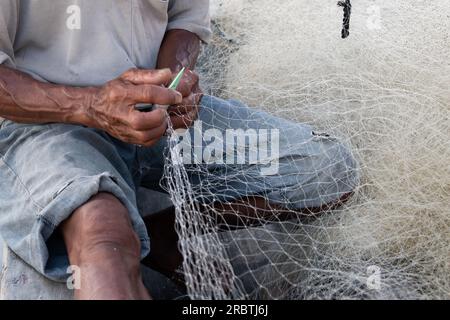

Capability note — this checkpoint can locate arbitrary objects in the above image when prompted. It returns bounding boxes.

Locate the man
[0,0,358,299]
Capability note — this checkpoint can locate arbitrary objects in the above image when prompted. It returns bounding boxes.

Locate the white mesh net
[162,0,450,299]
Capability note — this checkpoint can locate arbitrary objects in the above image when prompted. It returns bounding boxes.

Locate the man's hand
[87,68,182,146]
[0,66,182,147]
[168,68,202,129]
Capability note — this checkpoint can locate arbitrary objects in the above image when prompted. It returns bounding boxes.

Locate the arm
[0,65,182,146]
[159,0,211,71]
[156,29,201,73]
[155,0,212,129]
[0,65,94,125]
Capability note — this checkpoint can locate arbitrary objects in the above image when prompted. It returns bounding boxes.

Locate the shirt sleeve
[167,0,212,43]
[0,0,19,67]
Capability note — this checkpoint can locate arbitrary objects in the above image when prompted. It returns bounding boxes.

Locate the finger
[128,108,167,131]
[176,69,199,97]
[168,94,197,115]
[168,104,194,116]
[128,84,182,106]
[170,110,198,129]
[120,68,172,86]
[131,120,168,147]
[170,115,194,130]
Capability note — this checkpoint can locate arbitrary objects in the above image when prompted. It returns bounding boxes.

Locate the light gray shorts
[0,95,359,281]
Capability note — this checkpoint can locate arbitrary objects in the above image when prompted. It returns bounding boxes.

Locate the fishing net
[162,0,450,299]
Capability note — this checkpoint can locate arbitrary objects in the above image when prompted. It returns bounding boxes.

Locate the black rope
[337,0,352,39]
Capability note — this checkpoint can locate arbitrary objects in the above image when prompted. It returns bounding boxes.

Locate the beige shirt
[0,0,211,86]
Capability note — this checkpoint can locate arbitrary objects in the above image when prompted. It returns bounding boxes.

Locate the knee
[321,138,359,185]
[321,141,359,206]
[62,192,141,261]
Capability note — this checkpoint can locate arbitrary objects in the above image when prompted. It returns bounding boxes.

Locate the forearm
[0,65,95,125]
[156,29,201,72]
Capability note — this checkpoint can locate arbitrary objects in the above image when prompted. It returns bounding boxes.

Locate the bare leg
[142,206,183,283]
[61,193,151,300]
[143,193,353,280]
[211,193,354,230]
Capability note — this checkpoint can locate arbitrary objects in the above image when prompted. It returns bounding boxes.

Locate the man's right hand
[85,68,182,147]
[0,66,182,147]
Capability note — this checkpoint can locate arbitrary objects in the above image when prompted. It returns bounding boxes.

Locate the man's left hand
[168,68,202,130]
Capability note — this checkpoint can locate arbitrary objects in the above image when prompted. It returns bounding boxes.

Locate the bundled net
[162,0,450,299]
